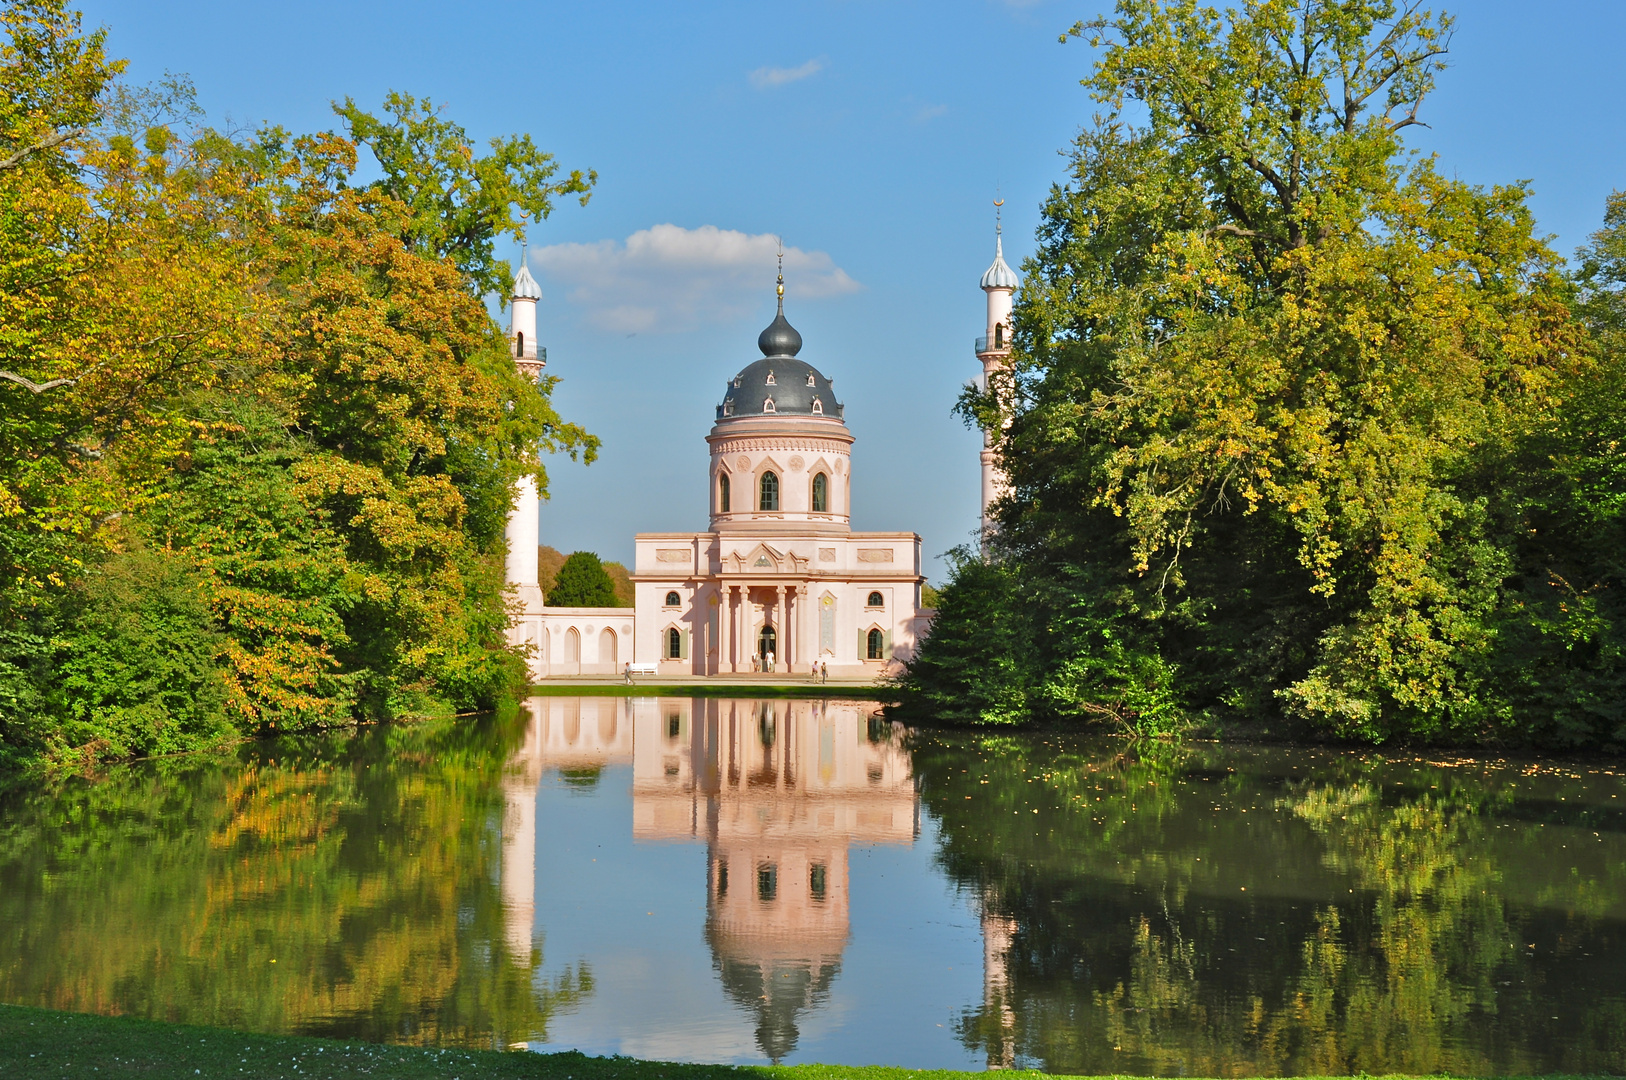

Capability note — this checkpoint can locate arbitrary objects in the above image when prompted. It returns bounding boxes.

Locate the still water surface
[1,696,1623,1074]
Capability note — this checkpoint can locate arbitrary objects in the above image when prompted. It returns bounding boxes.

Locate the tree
[910,0,1593,745]
[334,91,595,299]
[0,3,603,767]
[547,552,617,608]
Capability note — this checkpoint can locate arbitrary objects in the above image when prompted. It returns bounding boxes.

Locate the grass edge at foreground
[0,1005,1609,1080]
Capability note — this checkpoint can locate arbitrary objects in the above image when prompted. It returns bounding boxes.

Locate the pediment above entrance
[721,542,810,575]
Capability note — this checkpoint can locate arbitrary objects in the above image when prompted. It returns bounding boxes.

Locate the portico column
[774,585,787,673]
[796,584,810,673]
[725,585,737,674]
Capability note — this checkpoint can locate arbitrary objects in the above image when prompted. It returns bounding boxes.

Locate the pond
[1,696,1622,1075]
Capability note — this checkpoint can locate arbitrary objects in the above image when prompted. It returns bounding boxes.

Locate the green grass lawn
[0,1004,1604,1080]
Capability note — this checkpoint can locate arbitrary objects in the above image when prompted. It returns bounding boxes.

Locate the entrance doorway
[757,624,777,665]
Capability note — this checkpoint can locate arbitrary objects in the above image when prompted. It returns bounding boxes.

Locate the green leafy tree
[912,0,1594,745]
[0,4,603,768]
[1475,195,1626,747]
[547,552,617,608]
[334,91,595,299]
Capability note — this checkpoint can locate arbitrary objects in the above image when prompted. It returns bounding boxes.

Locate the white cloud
[914,103,949,123]
[748,57,824,88]
[532,224,860,334]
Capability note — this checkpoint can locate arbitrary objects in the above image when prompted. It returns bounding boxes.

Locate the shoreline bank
[0,1004,1597,1080]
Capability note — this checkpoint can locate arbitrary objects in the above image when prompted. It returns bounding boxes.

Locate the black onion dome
[717,356,842,421]
[757,310,803,358]
[717,296,842,420]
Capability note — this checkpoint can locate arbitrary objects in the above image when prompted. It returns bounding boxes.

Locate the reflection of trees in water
[0,709,590,1047]
[915,733,1626,1075]
[556,766,603,789]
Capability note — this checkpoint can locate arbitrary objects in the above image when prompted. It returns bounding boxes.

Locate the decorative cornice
[708,436,852,456]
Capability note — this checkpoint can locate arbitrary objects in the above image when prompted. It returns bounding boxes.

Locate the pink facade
[630,530,930,678]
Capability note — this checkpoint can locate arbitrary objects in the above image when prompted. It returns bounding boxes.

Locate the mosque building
[504,226,1015,679]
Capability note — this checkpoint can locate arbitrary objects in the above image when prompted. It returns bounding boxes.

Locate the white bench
[625,663,660,677]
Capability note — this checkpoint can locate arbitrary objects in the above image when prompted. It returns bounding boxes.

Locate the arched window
[867,627,885,660]
[994,323,1004,348]
[812,473,828,513]
[718,473,730,513]
[867,591,884,607]
[516,331,524,356]
[666,626,682,659]
[759,471,779,511]
[665,590,681,607]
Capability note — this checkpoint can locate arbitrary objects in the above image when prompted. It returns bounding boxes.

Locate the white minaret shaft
[977,210,1018,551]
[506,258,546,607]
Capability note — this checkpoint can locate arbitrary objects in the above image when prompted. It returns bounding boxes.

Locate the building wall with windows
[519,608,634,677]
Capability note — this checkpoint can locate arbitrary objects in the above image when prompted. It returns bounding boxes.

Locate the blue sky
[85,1,1626,578]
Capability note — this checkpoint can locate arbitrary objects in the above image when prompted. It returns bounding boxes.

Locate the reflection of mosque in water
[504,696,916,1062]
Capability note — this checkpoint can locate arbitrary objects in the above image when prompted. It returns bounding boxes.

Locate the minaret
[976,203,1018,551]
[505,255,545,613]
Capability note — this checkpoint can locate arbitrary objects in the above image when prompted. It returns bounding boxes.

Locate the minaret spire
[977,198,1017,554]
[776,238,785,315]
[504,238,545,659]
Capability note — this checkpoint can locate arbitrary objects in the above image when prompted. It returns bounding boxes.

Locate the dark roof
[757,310,802,358]
[717,307,844,421]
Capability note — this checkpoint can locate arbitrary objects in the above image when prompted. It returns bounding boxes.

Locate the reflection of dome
[702,839,850,1062]
[709,947,840,1063]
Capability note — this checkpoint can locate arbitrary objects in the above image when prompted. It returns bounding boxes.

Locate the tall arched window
[759,471,779,511]
[666,626,682,659]
[718,473,730,513]
[516,331,524,356]
[812,472,828,513]
[994,323,1004,348]
[867,628,885,660]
